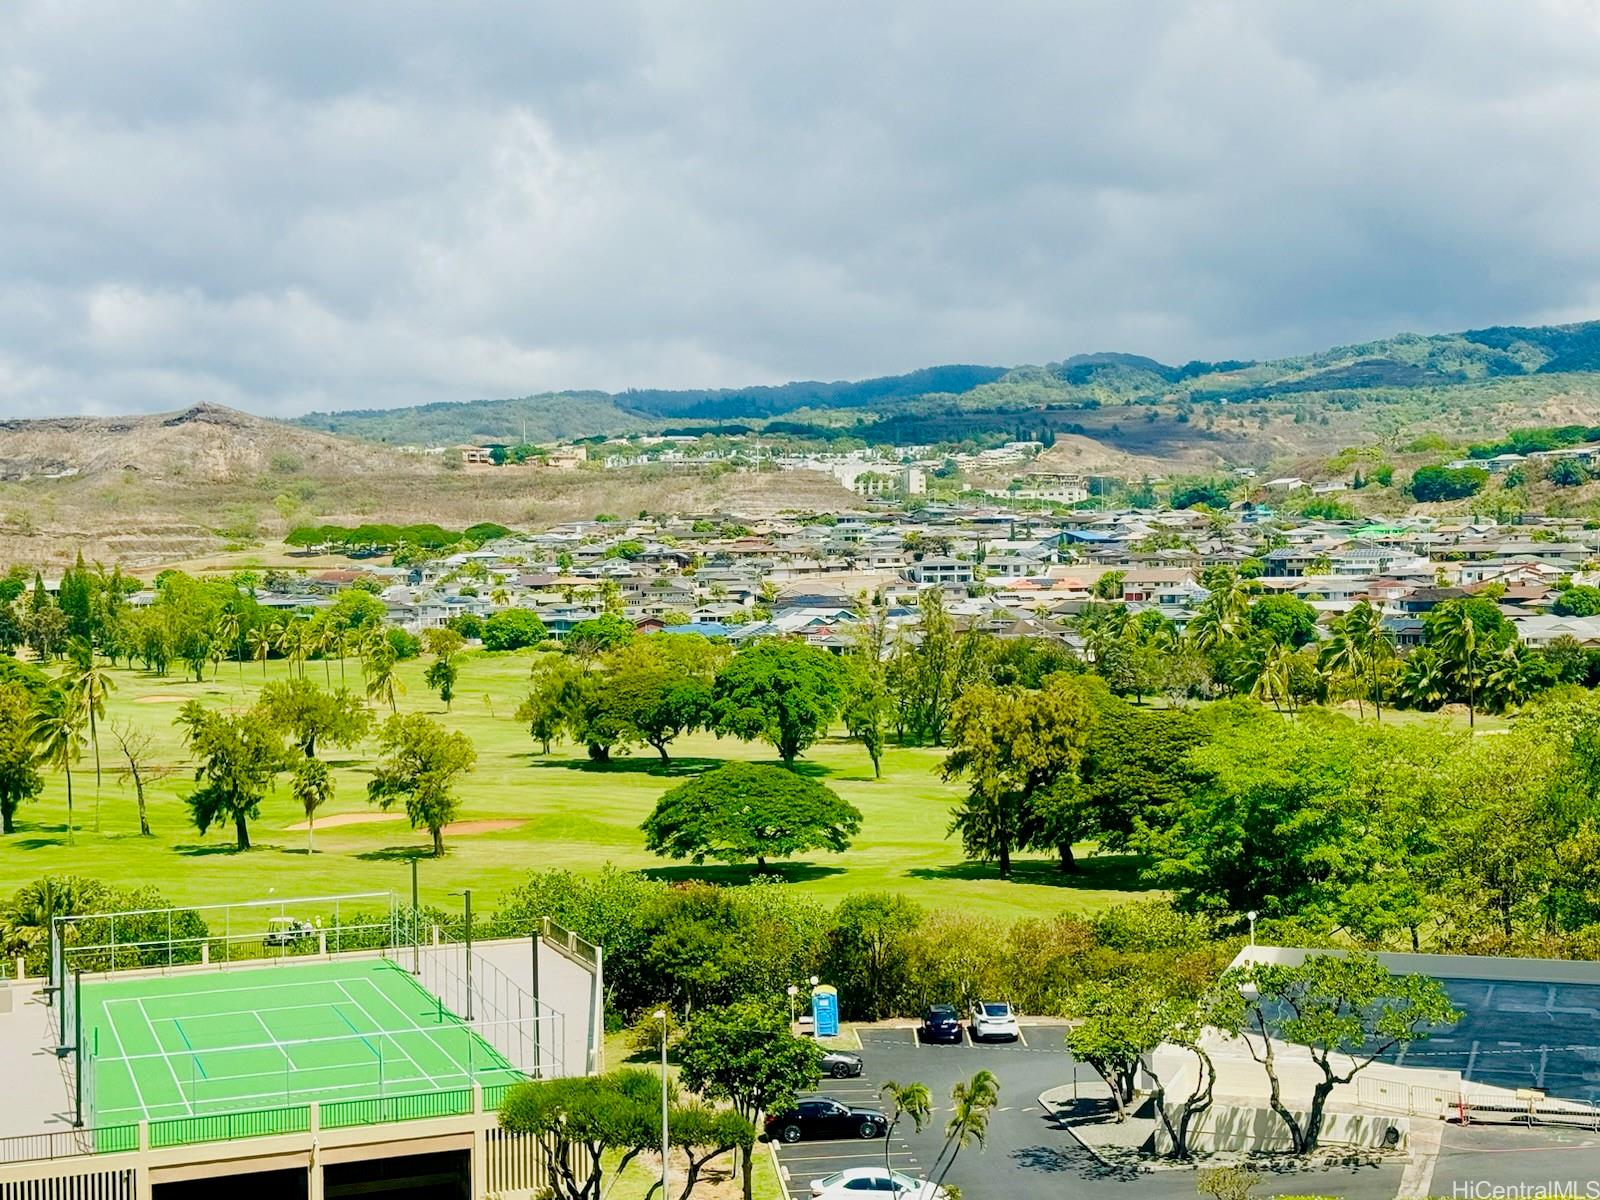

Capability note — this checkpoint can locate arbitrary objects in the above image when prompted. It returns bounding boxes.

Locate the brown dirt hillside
[0,405,858,570]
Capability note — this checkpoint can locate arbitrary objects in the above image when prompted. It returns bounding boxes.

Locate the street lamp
[654,1008,670,1200]
[449,889,473,1020]
[1247,910,1258,947]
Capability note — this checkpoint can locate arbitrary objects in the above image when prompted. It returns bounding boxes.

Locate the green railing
[9,1082,518,1162]
[481,1081,518,1112]
[149,1104,311,1148]
[92,1124,139,1154]
[322,1088,474,1129]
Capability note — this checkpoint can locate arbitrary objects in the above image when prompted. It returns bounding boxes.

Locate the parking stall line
[1015,1025,1029,1048]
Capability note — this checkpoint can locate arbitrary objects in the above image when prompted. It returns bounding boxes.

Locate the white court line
[335,981,433,1088]
[341,978,456,1091]
[135,997,193,1117]
[96,997,154,1125]
[103,974,365,1003]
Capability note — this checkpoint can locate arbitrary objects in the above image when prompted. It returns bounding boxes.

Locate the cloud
[2,0,1599,417]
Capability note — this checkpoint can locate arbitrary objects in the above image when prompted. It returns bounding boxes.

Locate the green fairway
[1,651,1151,921]
[84,958,519,1127]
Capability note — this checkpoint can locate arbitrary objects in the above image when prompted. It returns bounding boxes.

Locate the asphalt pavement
[771,1022,1406,1200]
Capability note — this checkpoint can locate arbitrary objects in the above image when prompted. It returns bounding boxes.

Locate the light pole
[1247,910,1258,947]
[450,889,473,1020]
[654,1008,670,1200]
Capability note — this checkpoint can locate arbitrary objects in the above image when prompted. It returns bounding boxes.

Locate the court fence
[50,893,402,1010]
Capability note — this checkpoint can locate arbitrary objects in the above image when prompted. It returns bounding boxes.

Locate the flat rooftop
[1383,978,1600,1104]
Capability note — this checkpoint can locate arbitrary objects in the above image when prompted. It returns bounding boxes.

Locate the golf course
[0,648,1148,919]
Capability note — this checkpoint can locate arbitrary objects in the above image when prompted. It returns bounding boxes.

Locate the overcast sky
[4,2,1600,418]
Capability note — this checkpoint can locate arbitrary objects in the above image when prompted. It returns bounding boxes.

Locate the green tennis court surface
[84,958,522,1124]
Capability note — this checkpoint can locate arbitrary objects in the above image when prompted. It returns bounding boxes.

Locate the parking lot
[771,1020,1405,1200]
[772,1022,1085,1199]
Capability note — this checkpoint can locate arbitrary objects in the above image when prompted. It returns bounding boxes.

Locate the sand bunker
[285,812,404,832]
[440,820,524,836]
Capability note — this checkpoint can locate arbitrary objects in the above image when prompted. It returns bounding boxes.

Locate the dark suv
[919,1005,963,1044]
[766,1098,889,1143]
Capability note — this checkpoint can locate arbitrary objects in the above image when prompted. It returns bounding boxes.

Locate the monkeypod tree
[642,762,862,871]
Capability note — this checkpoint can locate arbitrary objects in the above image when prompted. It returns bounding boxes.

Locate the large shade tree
[367,713,477,855]
[709,639,844,766]
[642,762,862,870]
[176,701,289,851]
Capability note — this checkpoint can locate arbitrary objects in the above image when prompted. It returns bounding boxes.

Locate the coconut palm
[1397,646,1449,711]
[1430,601,1485,727]
[365,644,403,714]
[931,1069,999,1191]
[0,875,104,964]
[214,610,243,690]
[62,639,116,830]
[879,1081,932,1179]
[1187,575,1250,656]
[246,625,273,679]
[31,689,87,843]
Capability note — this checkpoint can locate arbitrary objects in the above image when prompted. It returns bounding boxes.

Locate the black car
[821,1050,863,1078]
[766,1098,889,1143]
[919,1004,963,1044]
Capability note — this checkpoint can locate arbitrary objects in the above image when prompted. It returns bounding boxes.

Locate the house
[905,556,975,587]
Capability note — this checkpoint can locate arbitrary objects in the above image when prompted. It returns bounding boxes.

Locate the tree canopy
[642,761,862,869]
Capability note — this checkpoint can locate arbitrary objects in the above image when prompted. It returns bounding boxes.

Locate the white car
[969,1000,1020,1041]
[810,1167,948,1198]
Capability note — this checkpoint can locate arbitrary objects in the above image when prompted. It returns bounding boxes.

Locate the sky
[3,1,1600,419]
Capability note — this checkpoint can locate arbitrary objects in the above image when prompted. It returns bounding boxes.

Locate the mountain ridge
[287,319,1600,446]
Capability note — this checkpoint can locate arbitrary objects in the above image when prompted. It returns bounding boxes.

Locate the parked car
[969,1000,1020,1042]
[766,1098,889,1143]
[263,917,315,948]
[810,1167,949,1198]
[821,1049,864,1078]
[919,1004,963,1044]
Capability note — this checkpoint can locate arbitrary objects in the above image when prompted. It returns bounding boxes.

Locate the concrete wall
[1155,1100,1408,1155]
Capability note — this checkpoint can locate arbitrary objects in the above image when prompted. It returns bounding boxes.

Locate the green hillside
[288,320,1600,450]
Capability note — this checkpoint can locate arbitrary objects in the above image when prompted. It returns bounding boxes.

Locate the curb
[1039,1088,1117,1169]
[770,1138,792,1200]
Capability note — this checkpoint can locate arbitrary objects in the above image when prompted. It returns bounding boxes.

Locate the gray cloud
[3,0,1600,417]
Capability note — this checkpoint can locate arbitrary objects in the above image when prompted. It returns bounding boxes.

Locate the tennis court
[83,958,523,1124]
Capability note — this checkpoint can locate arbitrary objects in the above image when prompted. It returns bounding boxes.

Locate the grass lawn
[0,650,1151,922]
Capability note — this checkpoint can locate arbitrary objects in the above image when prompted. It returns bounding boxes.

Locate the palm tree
[1343,600,1393,720]
[333,625,350,689]
[0,875,103,965]
[932,1069,999,1191]
[246,626,273,679]
[214,611,242,689]
[1397,646,1449,711]
[31,690,86,843]
[62,639,115,832]
[1187,575,1250,657]
[1431,601,1484,727]
[366,645,402,714]
[879,1081,932,1179]
[315,622,336,687]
